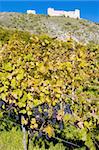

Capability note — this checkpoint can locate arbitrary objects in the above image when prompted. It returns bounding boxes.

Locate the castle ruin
[47,8,80,18]
[27,8,80,19]
[27,10,36,14]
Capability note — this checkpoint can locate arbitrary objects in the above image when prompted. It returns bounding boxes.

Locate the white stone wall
[47,8,80,19]
[27,10,36,14]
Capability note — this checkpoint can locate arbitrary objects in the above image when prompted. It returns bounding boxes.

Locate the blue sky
[0,0,99,2]
[0,1,99,22]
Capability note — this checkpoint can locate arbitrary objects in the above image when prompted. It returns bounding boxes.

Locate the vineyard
[0,27,99,150]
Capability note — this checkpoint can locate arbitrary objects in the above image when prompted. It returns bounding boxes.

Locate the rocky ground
[0,12,99,44]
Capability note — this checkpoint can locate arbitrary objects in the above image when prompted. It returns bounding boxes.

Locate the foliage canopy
[0,28,99,149]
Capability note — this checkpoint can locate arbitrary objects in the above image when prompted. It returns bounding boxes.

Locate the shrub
[0,29,99,149]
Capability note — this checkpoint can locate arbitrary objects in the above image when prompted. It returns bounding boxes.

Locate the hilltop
[0,12,99,44]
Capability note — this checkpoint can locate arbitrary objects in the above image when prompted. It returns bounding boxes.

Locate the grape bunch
[0,100,5,110]
[28,102,72,139]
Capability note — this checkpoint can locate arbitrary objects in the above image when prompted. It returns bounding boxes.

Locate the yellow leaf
[21,116,28,125]
[38,63,46,74]
[55,93,61,98]
[27,93,33,100]
[27,111,32,116]
[33,123,38,128]
[43,125,54,137]
[31,118,36,124]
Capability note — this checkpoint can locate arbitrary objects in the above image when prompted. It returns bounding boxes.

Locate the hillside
[0,12,99,44]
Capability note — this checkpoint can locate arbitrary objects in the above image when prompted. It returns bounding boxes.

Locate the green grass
[0,128,65,150]
[0,128,23,150]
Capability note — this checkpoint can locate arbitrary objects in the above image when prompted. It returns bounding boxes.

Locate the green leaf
[27,93,33,100]
[3,62,13,71]
[20,109,26,114]
[11,78,16,88]
[0,112,3,118]
[16,73,24,80]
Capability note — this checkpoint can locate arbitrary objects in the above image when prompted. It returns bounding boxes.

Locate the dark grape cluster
[30,102,72,137]
[0,100,5,110]
[0,100,72,139]
[38,131,43,138]
[59,120,64,130]
[0,100,20,125]
[64,104,72,114]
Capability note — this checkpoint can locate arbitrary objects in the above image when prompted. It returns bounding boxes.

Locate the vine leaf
[43,125,54,137]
